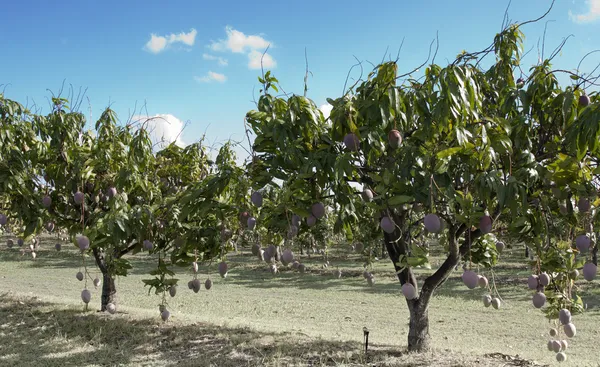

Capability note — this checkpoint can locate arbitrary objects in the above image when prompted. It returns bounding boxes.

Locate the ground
[0,236,598,366]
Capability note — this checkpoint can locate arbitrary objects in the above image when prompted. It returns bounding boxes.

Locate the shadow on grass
[0,293,549,367]
[0,292,365,367]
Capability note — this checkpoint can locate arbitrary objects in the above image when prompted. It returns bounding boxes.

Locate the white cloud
[203,53,229,66]
[209,26,271,53]
[131,114,186,149]
[319,103,333,121]
[209,26,276,70]
[145,35,168,54]
[144,28,198,54]
[168,29,197,46]
[248,50,277,69]
[194,71,227,83]
[569,0,600,23]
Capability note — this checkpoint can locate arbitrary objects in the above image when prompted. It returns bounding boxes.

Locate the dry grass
[0,294,549,367]
[0,235,599,366]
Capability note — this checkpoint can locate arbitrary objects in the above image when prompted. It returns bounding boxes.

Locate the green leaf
[388,195,413,206]
[437,147,462,159]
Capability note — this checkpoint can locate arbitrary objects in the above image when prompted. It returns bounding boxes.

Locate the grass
[0,235,598,366]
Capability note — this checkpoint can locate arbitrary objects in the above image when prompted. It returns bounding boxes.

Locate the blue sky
[1,0,600,161]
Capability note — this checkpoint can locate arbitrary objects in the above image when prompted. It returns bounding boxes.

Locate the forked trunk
[381,210,467,352]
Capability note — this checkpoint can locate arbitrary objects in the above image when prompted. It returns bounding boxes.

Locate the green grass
[0,236,598,366]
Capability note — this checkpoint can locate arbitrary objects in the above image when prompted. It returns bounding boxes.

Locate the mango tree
[30,101,159,310]
[0,95,42,244]
[244,22,598,359]
[7,99,209,312]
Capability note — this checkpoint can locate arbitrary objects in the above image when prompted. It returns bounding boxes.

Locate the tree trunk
[100,271,117,311]
[407,299,431,351]
[92,248,117,311]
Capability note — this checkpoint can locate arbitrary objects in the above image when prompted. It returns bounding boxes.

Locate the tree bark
[100,271,117,311]
[407,299,431,351]
[92,248,117,311]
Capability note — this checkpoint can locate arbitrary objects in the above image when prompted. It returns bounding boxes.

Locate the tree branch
[546,69,600,88]
[118,240,138,258]
[419,222,459,305]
